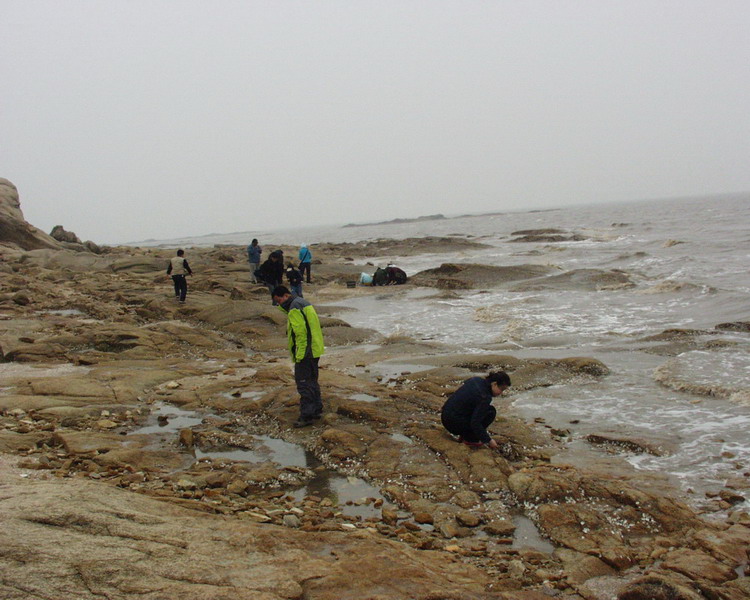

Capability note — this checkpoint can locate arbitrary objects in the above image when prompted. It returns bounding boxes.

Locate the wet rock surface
[0,184,748,599]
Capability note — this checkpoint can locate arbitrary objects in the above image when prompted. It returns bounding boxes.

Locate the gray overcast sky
[2,1,749,244]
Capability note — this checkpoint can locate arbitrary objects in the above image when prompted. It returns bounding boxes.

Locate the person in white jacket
[166,249,193,302]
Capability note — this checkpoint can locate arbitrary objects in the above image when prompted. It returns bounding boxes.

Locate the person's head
[271,285,292,304]
[270,250,282,261]
[287,262,294,268]
[486,371,511,397]
[251,238,258,245]
[301,243,307,249]
[176,249,184,257]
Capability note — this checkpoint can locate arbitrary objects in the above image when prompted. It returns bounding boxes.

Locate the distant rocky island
[343,213,446,227]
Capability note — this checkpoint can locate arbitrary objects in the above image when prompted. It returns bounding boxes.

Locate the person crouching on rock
[166,249,193,303]
[272,285,325,428]
[285,262,304,298]
[441,371,510,448]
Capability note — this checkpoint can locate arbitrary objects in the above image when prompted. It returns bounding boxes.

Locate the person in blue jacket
[247,239,262,283]
[441,371,511,449]
[298,244,312,283]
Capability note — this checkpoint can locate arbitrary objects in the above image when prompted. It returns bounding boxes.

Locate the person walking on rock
[166,249,193,303]
[298,244,312,283]
[441,371,510,448]
[272,285,325,427]
[247,238,262,283]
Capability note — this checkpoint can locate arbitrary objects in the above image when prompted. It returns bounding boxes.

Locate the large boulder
[49,225,82,244]
[0,179,61,250]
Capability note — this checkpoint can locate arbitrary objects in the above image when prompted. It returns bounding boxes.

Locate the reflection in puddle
[349,393,379,403]
[220,390,264,400]
[512,514,555,553]
[130,403,204,436]
[195,435,307,467]
[291,473,388,519]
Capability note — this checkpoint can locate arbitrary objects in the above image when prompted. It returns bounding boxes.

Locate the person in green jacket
[272,285,325,427]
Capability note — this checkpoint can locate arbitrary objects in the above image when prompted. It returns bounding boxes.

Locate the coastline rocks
[0,179,61,250]
[410,263,556,289]
[586,431,674,456]
[0,460,494,600]
[509,228,587,243]
[0,226,743,597]
[508,465,704,570]
[317,236,491,258]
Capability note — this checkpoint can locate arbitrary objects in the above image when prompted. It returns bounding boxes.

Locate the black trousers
[299,262,311,283]
[294,356,322,420]
[172,275,188,301]
[441,406,496,443]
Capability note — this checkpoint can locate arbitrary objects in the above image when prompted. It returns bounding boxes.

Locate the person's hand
[487,439,499,450]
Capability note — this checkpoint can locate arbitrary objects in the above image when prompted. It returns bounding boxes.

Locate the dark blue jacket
[441,377,494,444]
[247,244,262,263]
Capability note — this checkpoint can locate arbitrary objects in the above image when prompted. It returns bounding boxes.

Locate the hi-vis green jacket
[278,296,325,363]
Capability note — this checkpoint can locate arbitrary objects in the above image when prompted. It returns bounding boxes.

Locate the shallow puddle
[130,403,204,436]
[131,403,391,519]
[130,403,554,536]
[220,390,265,400]
[511,513,555,553]
[290,473,390,519]
[349,393,379,403]
[195,434,307,467]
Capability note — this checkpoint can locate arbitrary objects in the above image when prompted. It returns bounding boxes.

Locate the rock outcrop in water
[0,182,748,599]
[410,263,557,289]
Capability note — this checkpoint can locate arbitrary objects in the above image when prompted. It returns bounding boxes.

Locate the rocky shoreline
[0,179,748,599]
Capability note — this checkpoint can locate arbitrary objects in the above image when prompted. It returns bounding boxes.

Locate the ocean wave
[509,268,635,292]
[653,350,750,400]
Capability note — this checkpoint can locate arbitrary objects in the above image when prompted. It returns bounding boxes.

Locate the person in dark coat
[441,371,511,448]
[257,250,285,301]
[385,264,407,285]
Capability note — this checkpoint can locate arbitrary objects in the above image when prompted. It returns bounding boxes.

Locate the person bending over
[272,285,325,428]
[441,371,510,448]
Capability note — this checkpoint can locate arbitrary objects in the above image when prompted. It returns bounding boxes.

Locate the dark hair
[176,249,184,256]
[486,371,511,386]
[272,285,290,298]
[252,238,258,244]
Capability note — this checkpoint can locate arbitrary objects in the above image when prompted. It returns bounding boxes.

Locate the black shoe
[293,418,314,428]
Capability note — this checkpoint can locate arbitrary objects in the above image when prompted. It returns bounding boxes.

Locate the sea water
[144,194,750,511]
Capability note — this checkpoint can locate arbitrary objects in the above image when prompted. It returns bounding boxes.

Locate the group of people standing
[165,243,511,446]
[248,239,313,301]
